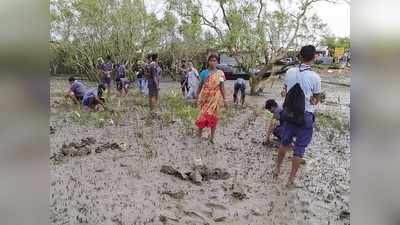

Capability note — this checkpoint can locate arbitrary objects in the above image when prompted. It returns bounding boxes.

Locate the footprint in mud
[50,126,56,134]
[50,137,97,163]
[95,142,123,153]
[160,165,231,185]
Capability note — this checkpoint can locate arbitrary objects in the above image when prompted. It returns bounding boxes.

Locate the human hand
[280,90,286,98]
[262,137,270,146]
[310,96,318,105]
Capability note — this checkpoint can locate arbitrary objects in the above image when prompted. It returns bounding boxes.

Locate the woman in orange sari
[195,54,228,143]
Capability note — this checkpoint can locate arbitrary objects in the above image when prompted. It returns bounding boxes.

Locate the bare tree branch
[219,1,232,32]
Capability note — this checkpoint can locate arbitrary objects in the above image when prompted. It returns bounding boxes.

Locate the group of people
[178,61,200,101]
[65,53,162,111]
[193,46,321,188]
[65,44,321,188]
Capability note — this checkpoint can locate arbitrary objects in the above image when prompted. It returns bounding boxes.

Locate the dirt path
[50,76,350,225]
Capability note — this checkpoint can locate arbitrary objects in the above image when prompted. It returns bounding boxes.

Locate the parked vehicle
[276,57,297,65]
[216,64,250,80]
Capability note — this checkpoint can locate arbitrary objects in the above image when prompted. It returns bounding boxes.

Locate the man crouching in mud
[65,76,87,104]
[82,84,106,112]
[275,45,321,188]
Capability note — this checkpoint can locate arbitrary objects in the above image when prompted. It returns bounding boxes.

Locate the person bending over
[65,76,87,104]
[233,77,246,106]
[82,84,106,112]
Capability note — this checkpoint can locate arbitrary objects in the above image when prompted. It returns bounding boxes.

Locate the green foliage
[315,112,349,133]
[161,89,199,134]
[50,0,165,78]
[219,106,235,127]
[321,36,351,52]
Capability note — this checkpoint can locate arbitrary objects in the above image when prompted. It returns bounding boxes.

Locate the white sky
[312,1,350,37]
[145,0,350,38]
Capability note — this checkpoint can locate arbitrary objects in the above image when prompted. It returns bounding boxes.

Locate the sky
[145,0,350,38]
[313,1,350,37]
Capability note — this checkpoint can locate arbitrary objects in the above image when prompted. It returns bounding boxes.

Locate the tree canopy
[50,0,346,93]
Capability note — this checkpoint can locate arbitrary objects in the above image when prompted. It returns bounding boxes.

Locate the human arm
[150,66,159,90]
[265,119,278,142]
[310,75,322,105]
[219,74,228,109]
[281,85,287,98]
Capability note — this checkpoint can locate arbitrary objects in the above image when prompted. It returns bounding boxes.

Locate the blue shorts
[82,94,92,107]
[281,112,315,157]
[273,125,283,140]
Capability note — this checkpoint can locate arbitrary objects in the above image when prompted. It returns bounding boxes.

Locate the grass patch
[219,106,235,127]
[68,100,124,128]
[315,112,349,133]
[130,91,148,107]
[161,89,199,135]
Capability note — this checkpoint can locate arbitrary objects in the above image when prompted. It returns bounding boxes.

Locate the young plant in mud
[315,112,349,134]
[161,89,199,135]
[143,143,155,159]
[219,105,235,127]
[130,90,147,107]
[70,107,90,125]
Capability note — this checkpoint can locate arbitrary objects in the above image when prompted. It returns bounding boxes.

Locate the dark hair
[151,53,158,61]
[300,45,316,62]
[68,76,76,82]
[265,99,278,110]
[97,84,106,98]
[106,55,112,61]
[208,53,219,63]
[146,54,151,60]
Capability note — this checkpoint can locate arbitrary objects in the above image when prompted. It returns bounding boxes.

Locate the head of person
[68,76,76,85]
[207,53,219,70]
[265,99,278,113]
[106,55,112,62]
[151,53,158,62]
[299,45,316,64]
[187,62,194,70]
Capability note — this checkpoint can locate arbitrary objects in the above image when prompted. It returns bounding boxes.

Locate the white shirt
[284,64,321,113]
[187,68,199,88]
[235,78,245,86]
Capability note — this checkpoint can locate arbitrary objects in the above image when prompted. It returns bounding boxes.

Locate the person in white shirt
[275,45,321,188]
[186,62,200,100]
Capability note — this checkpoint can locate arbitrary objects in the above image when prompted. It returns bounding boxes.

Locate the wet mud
[50,74,350,225]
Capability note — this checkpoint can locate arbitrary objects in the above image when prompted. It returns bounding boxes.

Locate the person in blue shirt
[65,76,87,104]
[100,55,113,94]
[264,99,284,142]
[116,77,130,97]
[82,84,106,112]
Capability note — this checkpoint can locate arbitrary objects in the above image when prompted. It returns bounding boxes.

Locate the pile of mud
[50,137,128,163]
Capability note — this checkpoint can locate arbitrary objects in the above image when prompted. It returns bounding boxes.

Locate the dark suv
[216,64,249,80]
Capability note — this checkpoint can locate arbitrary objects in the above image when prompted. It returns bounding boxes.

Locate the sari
[195,69,225,129]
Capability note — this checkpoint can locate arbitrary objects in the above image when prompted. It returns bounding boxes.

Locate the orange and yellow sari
[195,69,225,129]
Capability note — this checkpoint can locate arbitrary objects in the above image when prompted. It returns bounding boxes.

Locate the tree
[50,0,165,79]
[167,0,336,95]
[321,36,350,56]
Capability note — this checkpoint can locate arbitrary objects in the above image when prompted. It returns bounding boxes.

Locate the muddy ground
[50,72,350,225]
